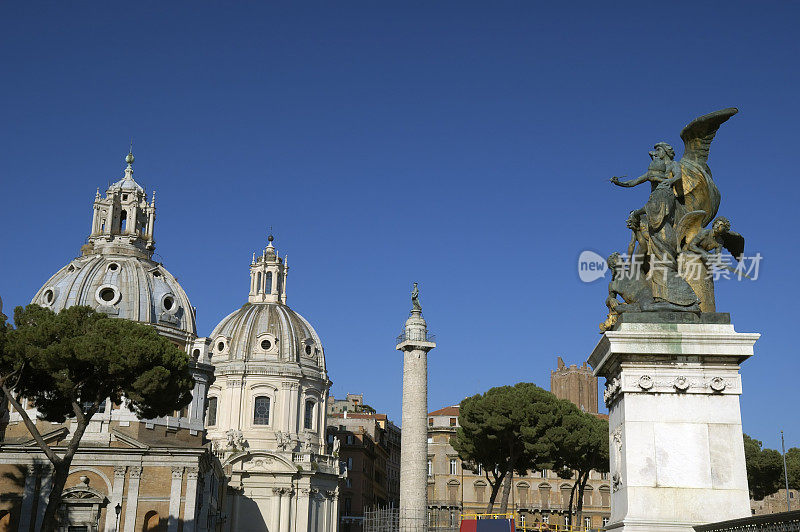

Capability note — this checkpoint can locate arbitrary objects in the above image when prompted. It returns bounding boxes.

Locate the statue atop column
[601,108,745,331]
[411,282,422,312]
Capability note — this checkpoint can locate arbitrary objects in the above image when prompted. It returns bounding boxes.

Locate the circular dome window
[305,345,313,356]
[192,348,200,359]
[261,339,272,350]
[42,289,55,306]
[107,263,119,272]
[163,296,175,311]
[152,271,161,278]
[95,285,121,306]
[217,341,226,352]
[99,288,116,302]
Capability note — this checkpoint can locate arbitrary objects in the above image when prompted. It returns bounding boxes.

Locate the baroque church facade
[0,153,342,532]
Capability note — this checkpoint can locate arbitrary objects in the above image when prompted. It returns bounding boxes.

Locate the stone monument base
[588,314,758,532]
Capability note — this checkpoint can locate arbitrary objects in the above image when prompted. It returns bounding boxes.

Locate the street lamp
[114,503,122,531]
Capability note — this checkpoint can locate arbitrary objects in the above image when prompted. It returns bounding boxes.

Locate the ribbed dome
[32,254,196,342]
[209,302,325,370]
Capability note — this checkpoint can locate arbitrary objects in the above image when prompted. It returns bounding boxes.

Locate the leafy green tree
[785,446,799,491]
[0,305,195,532]
[545,408,609,527]
[743,433,784,500]
[451,383,567,514]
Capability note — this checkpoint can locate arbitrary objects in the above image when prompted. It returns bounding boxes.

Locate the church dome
[31,152,196,346]
[33,254,196,342]
[209,302,324,369]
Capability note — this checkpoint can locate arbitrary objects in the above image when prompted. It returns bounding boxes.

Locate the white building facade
[205,236,342,532]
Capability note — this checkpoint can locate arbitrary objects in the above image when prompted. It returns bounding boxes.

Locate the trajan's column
[396,283,436,531]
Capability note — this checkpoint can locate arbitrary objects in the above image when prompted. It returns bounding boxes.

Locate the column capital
[129,466,142,479]
[171,466,185,479]
[114,466,127,478]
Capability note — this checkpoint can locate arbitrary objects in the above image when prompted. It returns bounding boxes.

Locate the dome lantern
[86,150,156,259]
[249,233,288,304]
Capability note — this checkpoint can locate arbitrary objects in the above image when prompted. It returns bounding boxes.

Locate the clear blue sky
[1,2,797,450]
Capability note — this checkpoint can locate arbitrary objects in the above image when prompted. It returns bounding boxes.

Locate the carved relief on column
[172,466,185,479]
[114,466,127,478]
[130,466,142,479]
[186,466,199,480]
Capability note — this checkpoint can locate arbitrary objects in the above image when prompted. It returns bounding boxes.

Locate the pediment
[110,429,149,449]
[225,451,298,474]
[22,427,69,447]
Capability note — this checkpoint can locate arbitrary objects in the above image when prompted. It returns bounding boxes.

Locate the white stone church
[0,152,342,532]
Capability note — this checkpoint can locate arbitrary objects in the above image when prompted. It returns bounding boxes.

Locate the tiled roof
[428,405,460,416]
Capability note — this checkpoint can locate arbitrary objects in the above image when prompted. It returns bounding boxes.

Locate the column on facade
[197,471,210,532]
[288,383,300,435]
[167,467,184,532]
[308,490,318,531]
[182,467,199,532]
[280,382,292,434]
[271,488,283,532]
[330,490,340,532]
[104,466,126,532]
[226,379,242,432]
[16,465,37,532]
[146,198,155,241]
[123,466,142,532]
[33,466,53,532]
[91,205,99,236]
[279,489,292,532]
[129,205,138,235]
[296,488,310,532]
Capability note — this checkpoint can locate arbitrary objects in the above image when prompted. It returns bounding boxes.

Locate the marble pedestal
[588,316,758,532]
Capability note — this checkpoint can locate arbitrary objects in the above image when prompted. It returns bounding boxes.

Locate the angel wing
[722,230,745,262]
[680,107,739,169]
[675,210,707,251]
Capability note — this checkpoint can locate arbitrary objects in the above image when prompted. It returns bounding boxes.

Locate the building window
[347,434,353,444]
[347,457,353,469]
[450,417,457,427]
[428,459,433,476]
[428,417,433,426]
[265,272,272,294]
[602,517,610,526]
[256,272,261,292]
[253,396,270,425]
[585,516,592,528]
[449,459,458,475]
[304,400,315,430]
[542,515,549,525]
[475,483,486,503]
[207,397,218,426]
[519,514,525,527]
[601,471,609,480]
[476,464,482,475]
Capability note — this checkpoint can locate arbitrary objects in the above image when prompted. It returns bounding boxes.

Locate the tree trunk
[566,479,578,527]
[498,469,513,514]
[41,405,94,532]
[40,460,69,532]
[575,470,590,529]
[486,469,506,514]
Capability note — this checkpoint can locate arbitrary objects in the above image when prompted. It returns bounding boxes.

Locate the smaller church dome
[209,302,324,369]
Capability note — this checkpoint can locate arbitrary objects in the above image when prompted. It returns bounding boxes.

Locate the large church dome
[33,254,196,341]
[31,152,196,346]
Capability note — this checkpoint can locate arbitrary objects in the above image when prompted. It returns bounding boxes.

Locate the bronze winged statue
[602,108,741,329]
